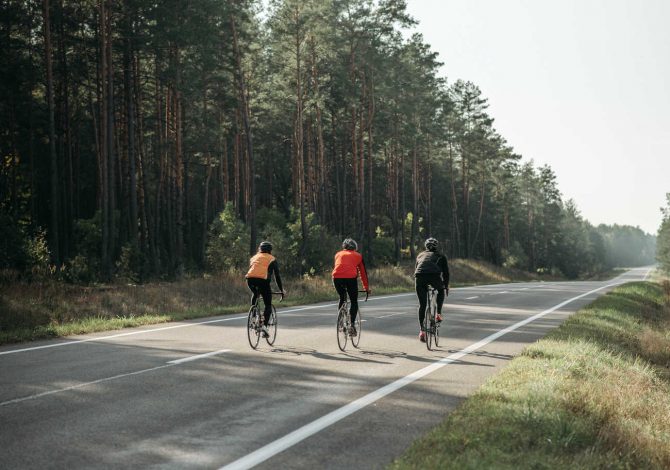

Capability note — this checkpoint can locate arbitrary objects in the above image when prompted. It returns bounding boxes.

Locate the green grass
[0,259,553,346]
[390,280,670,469]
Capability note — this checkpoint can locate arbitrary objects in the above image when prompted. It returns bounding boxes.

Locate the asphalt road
[0,267,652,469]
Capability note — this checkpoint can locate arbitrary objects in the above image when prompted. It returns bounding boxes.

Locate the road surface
[0,267,651,469]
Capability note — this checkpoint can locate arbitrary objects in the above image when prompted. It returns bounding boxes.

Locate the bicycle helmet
[259,241,273,253]
[425,237,439,251]
[342,238,358,251]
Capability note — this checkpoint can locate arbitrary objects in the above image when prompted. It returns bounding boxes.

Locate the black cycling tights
[247,278,272,325]
[333,278,359,323]
[415,273,445,329]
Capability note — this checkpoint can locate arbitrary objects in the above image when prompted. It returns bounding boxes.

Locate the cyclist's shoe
[419,331,426,343]
[349,326,357,337]
[261,325,270,338]
[436,313,443,323]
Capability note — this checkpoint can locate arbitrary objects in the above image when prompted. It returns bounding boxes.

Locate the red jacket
[332,249,369,290]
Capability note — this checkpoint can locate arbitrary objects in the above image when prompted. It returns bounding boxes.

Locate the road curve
[0,267,651,469]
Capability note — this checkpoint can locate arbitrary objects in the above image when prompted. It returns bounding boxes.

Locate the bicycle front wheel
[352,311,362,348]
[266,305,278,346]
[247,306,261,349]
[336,307,348,351]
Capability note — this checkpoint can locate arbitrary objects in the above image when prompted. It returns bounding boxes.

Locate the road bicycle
[423,287,440,350]
[336,290,369,351]
[247,291,284,350]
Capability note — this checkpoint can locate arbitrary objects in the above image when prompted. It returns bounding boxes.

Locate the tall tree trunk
[43,0,60,265]
[105,0,116,273]
[410,144,418,259]
[97,2,109,276]
[124,2,138,247]
[173,46,184,276]
[231,18,256,255]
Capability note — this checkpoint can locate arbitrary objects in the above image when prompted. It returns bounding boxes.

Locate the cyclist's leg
[247,279,260,306]
[415,275,428,328]
[430,274,446,315]
[333,278,348,310]
[259,280,273,325]
[346,278,359,322]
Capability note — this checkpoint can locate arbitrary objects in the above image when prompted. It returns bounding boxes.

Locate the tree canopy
[0,0,656,282]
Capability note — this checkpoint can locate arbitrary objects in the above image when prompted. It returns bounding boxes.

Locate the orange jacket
[332,249,369,290]
[246,252,275,279]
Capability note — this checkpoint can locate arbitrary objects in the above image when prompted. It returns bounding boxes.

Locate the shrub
[287,211,339,275]
[0,213,28,270]
[206,203,250,272]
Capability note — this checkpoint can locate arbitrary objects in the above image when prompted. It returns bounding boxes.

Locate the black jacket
[414,250,450,285]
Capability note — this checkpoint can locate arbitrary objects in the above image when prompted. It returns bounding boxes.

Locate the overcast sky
[404,0,670,235]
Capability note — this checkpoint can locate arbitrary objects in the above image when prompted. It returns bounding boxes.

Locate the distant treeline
[0,0,657,283]
[657,195,670,274]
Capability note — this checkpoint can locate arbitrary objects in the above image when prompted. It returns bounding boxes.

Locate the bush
[371,228,396,265]
[26,229,53,278]
[502,241,529,270]
[116,243,144,283]
[287,211,339,275]
[206,203,250,272]
[0,213,28,270]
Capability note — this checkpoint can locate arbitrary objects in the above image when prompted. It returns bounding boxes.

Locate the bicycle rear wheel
[247,306,261,349]
[352,312,362,348]
[431,292,440,348]
[266,305,278,346]
[337,306,348,351]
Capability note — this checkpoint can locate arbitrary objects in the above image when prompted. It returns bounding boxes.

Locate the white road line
[219,281,622,470]
[465,296,479,300]
[643,267,653,281]
[0,364,173,407]
[167,349,232,365]
[1,346,236,406]
[376,312,410,319]
[0,317,246,356]
[0,293,416,357]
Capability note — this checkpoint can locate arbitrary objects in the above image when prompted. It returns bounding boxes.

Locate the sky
[404,0,670,235]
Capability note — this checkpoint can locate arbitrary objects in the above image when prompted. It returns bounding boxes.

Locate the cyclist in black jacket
[414,237,450,343]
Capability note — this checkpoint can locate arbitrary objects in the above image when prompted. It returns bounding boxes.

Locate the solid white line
[465,296,479,300]
[218,281,622,470]
[167,349,232,365]
[0,317,247,356]
[0,364,173,407]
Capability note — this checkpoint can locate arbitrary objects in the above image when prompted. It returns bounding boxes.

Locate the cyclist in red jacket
[332,238,370,337]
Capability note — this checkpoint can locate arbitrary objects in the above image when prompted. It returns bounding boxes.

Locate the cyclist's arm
[439,255,450,288]
[269,260,284,292]
[358,259,370,291]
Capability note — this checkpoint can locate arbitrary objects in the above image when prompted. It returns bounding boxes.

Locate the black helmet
[342,238,358,251]
[259,241,273,253]
[425,237,439,251]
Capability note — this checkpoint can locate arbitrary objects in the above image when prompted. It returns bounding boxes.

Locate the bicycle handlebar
[272,292,285,302]
[358,290,370,302]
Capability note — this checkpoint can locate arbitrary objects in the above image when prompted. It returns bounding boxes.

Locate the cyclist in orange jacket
[332,238,370,337]
[246,241,284,337]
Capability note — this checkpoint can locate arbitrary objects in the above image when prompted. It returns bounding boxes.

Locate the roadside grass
[0,259,551,345]
[390,280,670,469]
